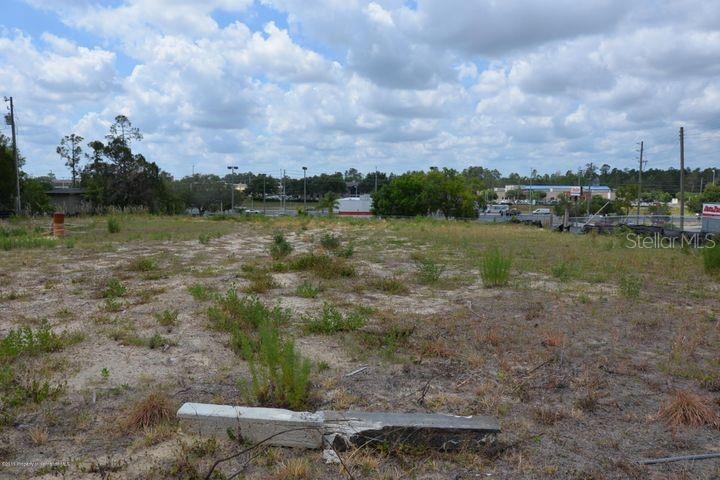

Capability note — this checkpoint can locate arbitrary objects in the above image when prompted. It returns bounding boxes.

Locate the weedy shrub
[148,333,174,349]
[154,309,178,328]
[0,322,83,361]
[121,392,175,431]
[305,303,365,334]
[367,276,409,295]
[289,253,355,279]
[551,261,578,282]
[618,274,641,298]
[702,242,720,274]
[415,258,445,284]
[295,281,322,298]
[241,320,311,410]
[102,278,127,298]
[335,244,354,258]
[0,323,81,422]
[480,249,512,287]
[208,291,289,332]
[320,233,340,251]
[128,257,157,272]
[198,232,223,245]
[187,283,214,301]
[269,233,293,260]
[242,269,279,294]
[107,217,121,234]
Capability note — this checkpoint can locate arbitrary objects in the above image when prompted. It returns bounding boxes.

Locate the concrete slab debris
[177,403,500,451]
[177,403,325,448]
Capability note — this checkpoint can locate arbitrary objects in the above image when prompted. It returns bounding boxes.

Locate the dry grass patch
[657,390,719,430]
[272,457,313,480]
[120,392,175,431]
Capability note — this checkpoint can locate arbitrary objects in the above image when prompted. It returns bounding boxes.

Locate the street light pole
[302,166,307,212]
[227,165,238,211]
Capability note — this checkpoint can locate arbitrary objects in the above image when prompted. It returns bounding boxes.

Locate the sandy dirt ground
[1,217,719,479]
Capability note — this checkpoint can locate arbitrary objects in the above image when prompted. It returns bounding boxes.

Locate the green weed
[269,233,293,260]
[240,320,311,410]
[702,242,720,274]
[102,278,127,299]
[481,248,512,288]
[304,303,365,334]
[415,258,445,284]
[187,283,215,301]
[295,281,322,298]
[107,217,121,234]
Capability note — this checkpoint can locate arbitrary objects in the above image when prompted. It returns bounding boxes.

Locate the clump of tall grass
[107,217,121,234]
[269,233,293,260]
[702,242,720,274]
[618,274,641,298]
[0,226,56,251]
[551,260,578,282]
[480,248,512,287]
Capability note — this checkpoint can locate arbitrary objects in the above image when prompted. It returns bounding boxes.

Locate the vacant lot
[1,215,719,479]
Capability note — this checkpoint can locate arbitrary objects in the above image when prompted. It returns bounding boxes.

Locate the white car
[532,208,551,215]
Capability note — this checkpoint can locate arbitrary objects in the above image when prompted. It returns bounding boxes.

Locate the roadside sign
[702,203,720,217]
[570,186,581,197]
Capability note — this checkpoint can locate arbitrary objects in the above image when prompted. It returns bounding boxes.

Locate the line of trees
[2,121,718,216]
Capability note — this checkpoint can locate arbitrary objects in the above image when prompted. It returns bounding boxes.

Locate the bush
[241,320,311,410]
[320,233,340,251]
[305,303,365,334]
[415,258,444,284]
[481,248,512,287]
[107,217,121,234]
[269,233,293,260]
[702,242,720,274]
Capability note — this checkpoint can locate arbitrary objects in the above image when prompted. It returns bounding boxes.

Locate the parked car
[532,208,551,215]
[507,208,521,216]
[485,204,509,215]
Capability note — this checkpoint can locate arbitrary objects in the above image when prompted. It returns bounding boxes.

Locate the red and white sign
[570,186,582,197]
[702,203,720,217]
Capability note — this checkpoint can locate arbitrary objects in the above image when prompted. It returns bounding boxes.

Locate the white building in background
[338,195,373,216]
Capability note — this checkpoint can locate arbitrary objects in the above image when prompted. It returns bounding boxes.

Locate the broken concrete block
[177,403,500,452]
[323,410,499,452]
[177,403,325,448]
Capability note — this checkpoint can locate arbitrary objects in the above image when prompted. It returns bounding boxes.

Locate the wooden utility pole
[636,141,644,224]
[680,127,685,231]
[5,97,21,213]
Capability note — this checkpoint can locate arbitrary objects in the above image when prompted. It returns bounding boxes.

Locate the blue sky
[1,0,718,179]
